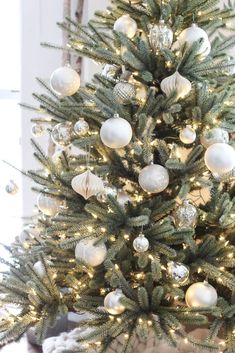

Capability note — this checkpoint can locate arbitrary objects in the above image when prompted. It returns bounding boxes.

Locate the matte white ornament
[100,114,133,149]
[104,289,125,315]
[37,193,61,216]
[200,128,229,148]
[180,126,196,144]
[167,261,189,286]
[113,14,137,39]
[133,233,149,253]
[50,66,80,96]
[75,238,107,267]
[71,170,104,200]
[138,164,169,193]
[173,23,211,59]
[204,143,235,176]
[160,71,192,99]
[185,281,218,308]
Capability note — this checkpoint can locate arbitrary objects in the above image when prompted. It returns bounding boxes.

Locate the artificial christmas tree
[0,0,235,352]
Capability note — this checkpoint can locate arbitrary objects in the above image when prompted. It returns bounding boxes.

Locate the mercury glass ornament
[138,164,169,193]
[167,261,189,286]
[133,233,149,253]
[74,118,89,136]
[31,123,46,137]
[96,182,118,203]
[51,122,73,147]
[113,81,136,105]
[149,20,173,52]
[5,180,18,195]
[174,200,198,229]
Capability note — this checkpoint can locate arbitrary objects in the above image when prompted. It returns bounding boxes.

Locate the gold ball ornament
[186,281,218,308]
[104,289,126,315]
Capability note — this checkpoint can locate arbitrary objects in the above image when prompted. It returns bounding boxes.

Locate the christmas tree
[1,0,235,352]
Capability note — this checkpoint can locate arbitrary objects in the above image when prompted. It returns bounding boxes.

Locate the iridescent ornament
[179,126,196,144]
[113,15,137,39]
[185,281,218,308]
[201,128,229,148]
[74,118,89,136]
[96,182,118,203]
[104,289,126,315]
[5,180,18,195]
[71,170,104,200]
[149,20,173,52]
[50,65,80,96]
[113,81,136,105]
[51,122,73,147]
[160,71,192,99]
[167,261,189,286]
[75,238,107,267]
[138,164,169,193]
[133,233,149,253]
[174,200,198,229]
[31,123,46,137]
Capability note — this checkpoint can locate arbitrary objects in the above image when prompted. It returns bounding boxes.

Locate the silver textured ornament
[71,170,104,200]
[5,180,19,195]
[167,261,189,286]
[133,233,149,253]
[174,200,198,229]
[185,281,218,308]
[74,118,89,136]
[31,123,46,137]
[96,182,118,203]
[113,81,136,104]
[51,122,73,147]
[149,20,173,52]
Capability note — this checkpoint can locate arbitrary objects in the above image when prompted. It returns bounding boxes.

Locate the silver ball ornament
[149,20,173,52]
[37,192,61,217]
[50,66,80,96]
[74,118,89,136]
[113,81,136,105]
[104,289,126,315]
[5,180,18,195]
[167,261,189,286]
[138,164,169,193]
[180,126,196,144]
[204,143,235,176]
[133,233,149,253]
[174,200,198,229]
[51,122,73,147]
[75,238,107,267]
[113,14,137,39]
[185,281,218,308]
[31,124,46,137]
[201,128,229,148]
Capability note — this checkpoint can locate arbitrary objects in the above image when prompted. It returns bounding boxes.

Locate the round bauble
[113,81,136,105]
[204,143,235,176]
[167,261,189,286]
[160,71,192,99]
[180,126,196,144]
[50,66,80,96]
[133,233,149,253]
[113,14,137,39]
[173,23,211,59]
[51,122,73,147]
[37,192,61,217]
[100,114,133,149]
[74,118,89,136]
[5,180,18,195]
[75,238,107,267]
[185,281,218,308]
[200,128,229,148]
[96,182,118,203]
[138,164,169,193]
[104,289,125,315]
[101,64,119,79]
[71,170,104,200]
[174,200,198,229]
[149,20,173,52]
[31,123,46,137]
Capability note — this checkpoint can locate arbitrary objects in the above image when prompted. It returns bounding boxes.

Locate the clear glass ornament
[74,118,89,136]
[5,180,19,195]
[149,20,173,52]
[133,233,149,253]
[174,200,198,229]
[167,261,189,286]
[31,123,46,137]
[97,182,118,203]
[51,122,73,147]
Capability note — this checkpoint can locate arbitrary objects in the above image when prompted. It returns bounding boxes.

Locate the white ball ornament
[113,14,137,39]
[160,71,192,100]
[100,114,133,149]
[50,65,80,96]
[185,281,218,308]
[37,193,61,216]
[200,128,229,148]
[204,143,235,176]
[180,126,196,144]
[75,238,107,267]
[133,233,149,253]
[138,164,169,193]
[104,289,126,315]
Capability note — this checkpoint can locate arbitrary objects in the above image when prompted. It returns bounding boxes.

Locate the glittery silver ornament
[101,64,119,79]
[174,200,198,229]
[149,20,173,52]
[133,233,149,253]
[167,261,189,286]
[51,122,73,147]
[31,123,46,137]
[74,118,89,136]
[5,180,19,195]
[96,182,118,203]
[113,81,136,104]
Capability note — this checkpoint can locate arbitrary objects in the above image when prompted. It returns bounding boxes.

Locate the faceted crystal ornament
[104,289,125,315]
[113,81,136,105]
[96,182,118,203]
[174,200,198,229]
[133,233,149,253]
[51,122,73,147]
[167,261,189,286]
[149,20,173,52]
[31,123,46,137]
[74,118,89,136]
[5,180,19,195]
[71,170,104,200]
